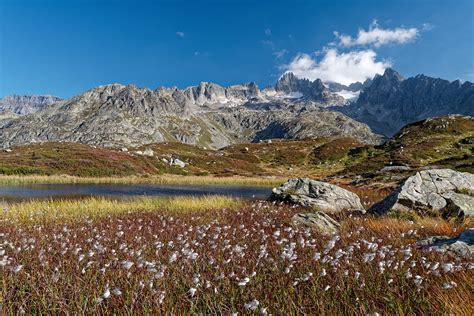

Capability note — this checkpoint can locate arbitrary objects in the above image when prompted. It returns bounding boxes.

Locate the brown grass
[0,174,285,187]
[1,200,472,314]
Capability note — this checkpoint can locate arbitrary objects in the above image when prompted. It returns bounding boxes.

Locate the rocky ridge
[340,68,474,136]
[0,95,62,115]
[1,68,472,149]
[0,77,379,149]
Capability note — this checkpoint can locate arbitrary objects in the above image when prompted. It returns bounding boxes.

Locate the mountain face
[1,68,472,150]
[0,80,379,149]
[0,95,62,115]
[326,79,372,93]
[274,72,344,105]
[339,68,474,136]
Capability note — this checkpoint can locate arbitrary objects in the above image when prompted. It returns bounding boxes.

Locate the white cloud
[261,40,275,49]
[273,49,288,59]
[264,28,272,36]
[335,20,419,48]
[421,23,434,31]
[194,51,210,57]
[176,31,185,38]
[284,49,390,85]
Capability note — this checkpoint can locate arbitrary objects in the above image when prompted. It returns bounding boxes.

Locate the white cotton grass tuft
[188,287,197,298]
[442,281,457,289]
[13,265,23,273]
[120,260,134,270]
[244,299,259,311]
[238,277,250,286]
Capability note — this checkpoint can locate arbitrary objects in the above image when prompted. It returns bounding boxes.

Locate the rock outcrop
[270,178,364,213]
[0,95,61,115]
[291,212,340,234]
[369,169,474,218]
[275,72,344,105]
[416,228,473,257]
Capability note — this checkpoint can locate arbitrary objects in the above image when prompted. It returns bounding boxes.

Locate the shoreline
[0,174,286,187]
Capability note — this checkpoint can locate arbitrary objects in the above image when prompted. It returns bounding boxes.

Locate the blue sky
[1,0,473,98]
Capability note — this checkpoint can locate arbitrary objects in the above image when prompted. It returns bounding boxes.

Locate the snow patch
[335,90,360,101]
[276,91,304,99]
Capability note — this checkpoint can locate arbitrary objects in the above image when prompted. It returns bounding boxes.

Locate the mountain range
[339,68,474,136]
[0,68,472,149]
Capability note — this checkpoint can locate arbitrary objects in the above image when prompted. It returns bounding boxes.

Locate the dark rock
[416,228,473,257]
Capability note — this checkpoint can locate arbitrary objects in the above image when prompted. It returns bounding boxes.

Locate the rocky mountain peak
[360,68,404,100]
[275,72,303,93]
[275,72,344,105]
[0,94,62,115]
[341,69,474,137]
[381,68,404,82]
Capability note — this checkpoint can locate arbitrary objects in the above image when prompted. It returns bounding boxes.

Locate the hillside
[0,115,471,186]
[330,115,474,185]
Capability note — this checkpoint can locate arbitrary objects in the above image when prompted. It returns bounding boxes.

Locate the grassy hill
[336,115,474,183]
[0,115,472,186]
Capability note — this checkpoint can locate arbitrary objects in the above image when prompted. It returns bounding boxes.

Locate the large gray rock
[292,212,340,234]
[271,178,364,213]
[369,169,474,218]
[416,228,473,257]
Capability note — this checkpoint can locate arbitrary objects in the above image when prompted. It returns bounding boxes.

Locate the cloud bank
[335,20,419,48]
[282,20,422,85]
[286,49,390,85]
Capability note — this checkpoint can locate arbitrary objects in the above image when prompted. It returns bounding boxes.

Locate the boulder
[143,148,154,157]
[369,169,474,218]
[270,178,364,213]
[380,165,411,173]
[291,212,340,235]
[171,158,186,168]
[416,228,473,257]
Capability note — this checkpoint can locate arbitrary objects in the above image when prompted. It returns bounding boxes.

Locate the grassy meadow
[1,116,473,313]
[1,196,473,314]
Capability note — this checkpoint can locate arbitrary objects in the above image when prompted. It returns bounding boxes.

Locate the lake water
[0,183,273,201]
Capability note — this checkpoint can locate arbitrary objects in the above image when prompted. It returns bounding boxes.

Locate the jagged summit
[341,69,474,136]
[275,72,344,105]
[380,67,405,81]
